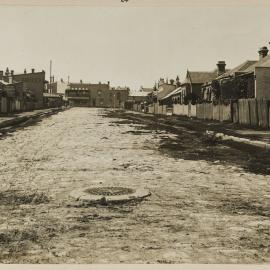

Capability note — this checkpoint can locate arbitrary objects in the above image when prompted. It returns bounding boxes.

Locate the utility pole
[49,60,52,93]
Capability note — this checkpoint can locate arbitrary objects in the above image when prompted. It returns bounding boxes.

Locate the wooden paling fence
[129,99,270,128]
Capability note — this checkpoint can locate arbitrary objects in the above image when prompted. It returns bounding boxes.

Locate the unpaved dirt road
[0,107,269,263]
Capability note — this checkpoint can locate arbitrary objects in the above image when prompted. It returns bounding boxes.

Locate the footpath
[0,107,66,132]
[122,110,270,150]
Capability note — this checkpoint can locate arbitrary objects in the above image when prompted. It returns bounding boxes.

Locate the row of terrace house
[157,46,270,108]
[202,46,270,102]
[132,45,270,128]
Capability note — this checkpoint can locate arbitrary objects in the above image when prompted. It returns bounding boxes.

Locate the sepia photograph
[0,0,269,266]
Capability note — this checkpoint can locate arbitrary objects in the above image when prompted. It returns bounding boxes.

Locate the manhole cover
[70,186,151,205]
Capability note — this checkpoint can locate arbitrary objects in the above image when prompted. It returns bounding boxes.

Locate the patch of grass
[0,190,49,205]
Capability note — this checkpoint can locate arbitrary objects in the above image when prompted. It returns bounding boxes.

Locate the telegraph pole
[49,60,52,93]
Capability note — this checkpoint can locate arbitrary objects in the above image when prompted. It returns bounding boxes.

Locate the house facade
[180,69,217,104]
[205,46,270,101]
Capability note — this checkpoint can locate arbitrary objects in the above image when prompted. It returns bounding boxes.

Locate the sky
[0,4,270,90]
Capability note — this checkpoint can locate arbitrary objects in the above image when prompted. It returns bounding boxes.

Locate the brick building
[1,68,46,109]
[66,81,110,107]
[66,81,130,108]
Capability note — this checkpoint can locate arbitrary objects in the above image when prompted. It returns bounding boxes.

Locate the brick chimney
[216,61,226,76]
[258,46,268,60]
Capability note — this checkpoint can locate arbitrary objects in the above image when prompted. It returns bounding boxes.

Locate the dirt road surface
[0,107,269,263]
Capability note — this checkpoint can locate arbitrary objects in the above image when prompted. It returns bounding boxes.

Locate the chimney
[31,68,35,73]
[217,61,226,76]
[5,67,9,76]
[0,71,3,80]
[80,79,83,84]
[61,78,63,83]
[11,70,14,76]
[176,75,181,87]
[258,46,269,59]
[24,68,27,74]
[108,81,110,85]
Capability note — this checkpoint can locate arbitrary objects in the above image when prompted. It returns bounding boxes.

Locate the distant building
[0,69,36,113]
[1,68,46,109]
[109,86,130,108]
[43,93,64,108]
[12,69,46,109]
[48,78,68,95]
[125,89,149,111]
[66,81,110,107]
[153,78,177,104]
[66,81,130,108]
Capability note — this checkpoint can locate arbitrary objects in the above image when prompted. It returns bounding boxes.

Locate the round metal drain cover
[70,186,151,205]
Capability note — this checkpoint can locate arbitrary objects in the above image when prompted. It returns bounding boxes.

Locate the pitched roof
[246,54,270,71]
[160,87,182,100]
[217,60,257,79]
[157,84,177,99]
[184,71,217,84]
